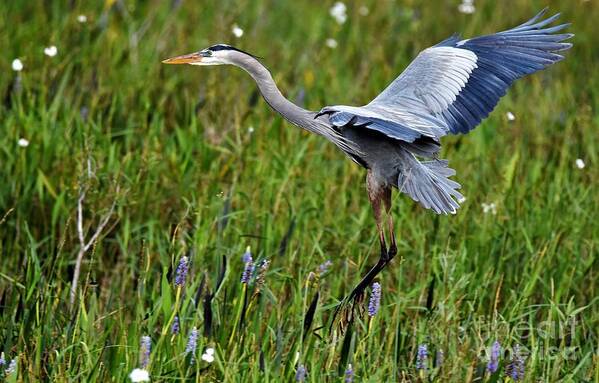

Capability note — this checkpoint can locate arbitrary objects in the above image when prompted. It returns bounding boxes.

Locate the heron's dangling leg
[382,187,397,260]
[344,171,390,302]
[331,170,397,328]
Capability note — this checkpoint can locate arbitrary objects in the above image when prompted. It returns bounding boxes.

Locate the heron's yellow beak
[162,52,202,65]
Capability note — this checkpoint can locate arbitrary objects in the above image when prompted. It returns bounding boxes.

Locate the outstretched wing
[319,9,572,140]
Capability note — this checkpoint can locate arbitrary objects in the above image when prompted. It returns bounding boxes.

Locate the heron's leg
[382,187,397,260]
[346,172,390,299]
[346,257,386,301]
[367,170,388,258]
[331,172,392,329]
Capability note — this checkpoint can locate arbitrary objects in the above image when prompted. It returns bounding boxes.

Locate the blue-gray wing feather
[319,9,572,139]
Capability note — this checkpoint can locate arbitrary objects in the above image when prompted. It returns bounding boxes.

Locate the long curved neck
[229,53,360,157]
[232,55,323,132]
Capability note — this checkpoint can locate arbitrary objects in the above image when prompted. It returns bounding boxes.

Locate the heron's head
[162,44,255,66]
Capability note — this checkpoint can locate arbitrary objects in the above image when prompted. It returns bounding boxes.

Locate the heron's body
[164,9,572,318]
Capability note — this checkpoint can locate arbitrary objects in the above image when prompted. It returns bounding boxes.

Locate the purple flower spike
[242,246,252,263]
[0,352,5,367]
[344,363,354,382]
[241,252,255,284]
[185,327,199,357]
[6,358,16,374]
[416,344,428,371]
[506,344,525,381]
[318,260,333,274]
[139,335,151,369]
[487,340,501,373]
[436,349,444,368]
[174,256,189,287]
[368,282,381,317]
[295,364,307,382]
[171,315,180,335]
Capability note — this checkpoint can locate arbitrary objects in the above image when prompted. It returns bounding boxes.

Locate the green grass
[1,0,597,381]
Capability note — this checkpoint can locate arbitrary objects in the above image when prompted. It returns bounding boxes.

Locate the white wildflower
[248,126,254,134]
[458,0,475,14]
[506,111,515,121]
[77,14,88,23]
[329,2,347,24]
[575,158,585,169]
[481,202,497,215]
[326,38,338,49]
[129,368,150,382]
[18,138,29,147]
[44,45,58,57]
[232,24,244,38]
[358,5,369,16]
[201,347,215,363]
[12,59,23,71]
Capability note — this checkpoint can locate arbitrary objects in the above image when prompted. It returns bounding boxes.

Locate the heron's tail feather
[398,157,464,214]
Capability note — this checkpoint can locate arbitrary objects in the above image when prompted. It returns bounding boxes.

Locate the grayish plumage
[163,9,572,319]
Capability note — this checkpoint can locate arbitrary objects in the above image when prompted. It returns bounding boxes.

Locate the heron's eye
[200,50,212,57]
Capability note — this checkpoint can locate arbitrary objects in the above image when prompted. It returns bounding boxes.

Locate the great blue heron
[163,9,571,316]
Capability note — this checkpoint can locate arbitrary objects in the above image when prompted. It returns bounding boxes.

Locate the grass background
[0,0,597,381]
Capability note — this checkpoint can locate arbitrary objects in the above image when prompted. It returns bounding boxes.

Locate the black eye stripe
[209,44,233,51]
[207,44,257,58]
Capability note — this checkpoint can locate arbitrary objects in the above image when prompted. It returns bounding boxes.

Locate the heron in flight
[163,9,571,314]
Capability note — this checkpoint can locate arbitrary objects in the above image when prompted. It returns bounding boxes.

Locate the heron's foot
[330,248,388,333]
[330,290,366,334]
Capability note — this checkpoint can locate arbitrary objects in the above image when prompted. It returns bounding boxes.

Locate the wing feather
[318,9,572,140]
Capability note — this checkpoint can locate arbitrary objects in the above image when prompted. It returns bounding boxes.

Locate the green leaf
[161,266,173,320]
[502,151,520,195]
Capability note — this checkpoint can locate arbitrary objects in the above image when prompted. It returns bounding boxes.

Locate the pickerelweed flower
[242,246,252,263]
[171,315,180,335]
[368,282,381,317]
[344,363,354,382]
[436,349,444,368]
[241,252,254,284]
[318,260,332,274]
[6,358,17,374]
[506,344,525,381]
[416,344,428,371]
[295,364,307,382]
[0,352,5,367]
[185,327,199,358]
[487,340,501,373]
[139,336,151,369]
[174,256,189,287]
